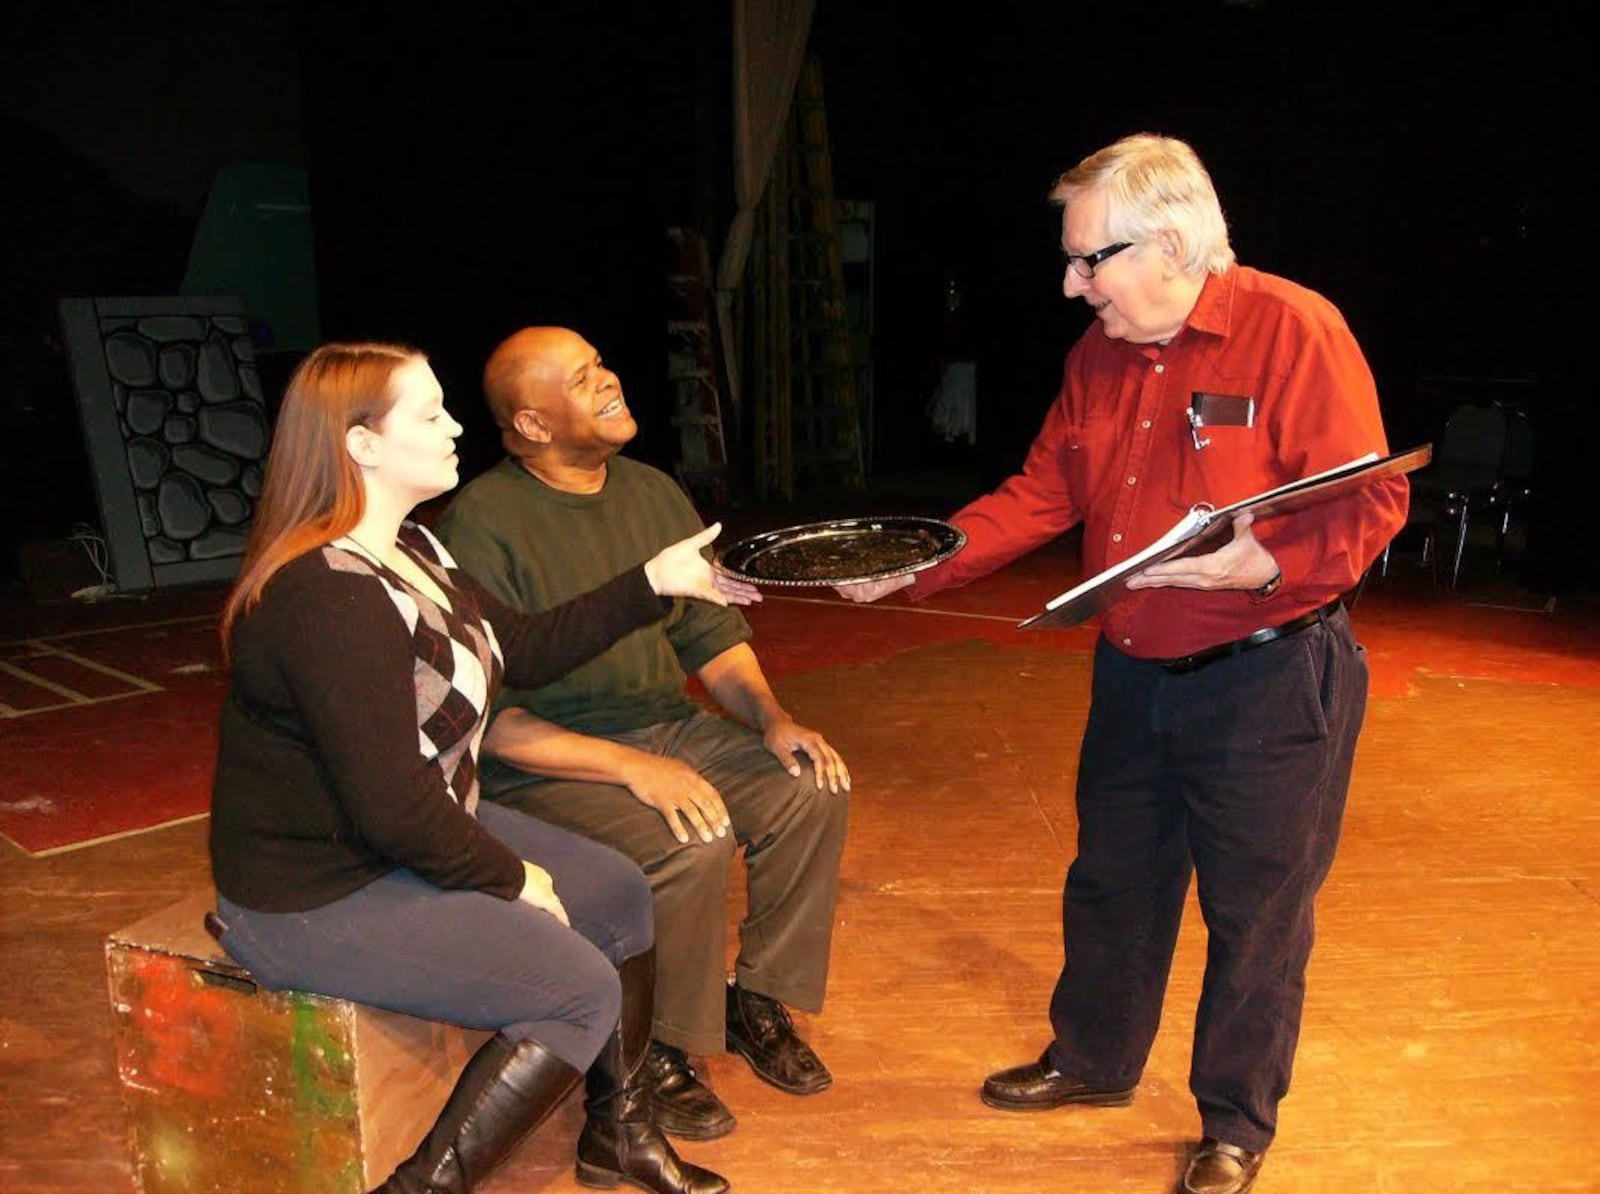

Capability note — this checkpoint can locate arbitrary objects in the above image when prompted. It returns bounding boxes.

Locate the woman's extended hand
[517,861,570,925]
[644,523,761,606]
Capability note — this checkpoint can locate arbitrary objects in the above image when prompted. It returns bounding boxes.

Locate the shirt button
[1112,533,1123,543]
[1154,364,1165,374]
[1127,476,1137,485]
[1122,637,1133,647]
[1141,420,1151,429]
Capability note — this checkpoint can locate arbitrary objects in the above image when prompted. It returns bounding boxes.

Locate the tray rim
[715,515,966,587]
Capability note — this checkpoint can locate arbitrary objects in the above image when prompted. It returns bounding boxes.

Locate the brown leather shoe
[644,1041,736,1141]
[1179,1138,1264,1194]
[980,1051,1136,1111]
[725,982,832,1095]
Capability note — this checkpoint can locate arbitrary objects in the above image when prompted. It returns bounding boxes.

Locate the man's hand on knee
[762,717,852,795]
[620,754,731,845]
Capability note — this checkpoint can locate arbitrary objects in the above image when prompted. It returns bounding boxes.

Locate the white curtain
[714,0,816,414]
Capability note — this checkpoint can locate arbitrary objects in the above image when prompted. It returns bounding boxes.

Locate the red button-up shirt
[910,266,1409,659]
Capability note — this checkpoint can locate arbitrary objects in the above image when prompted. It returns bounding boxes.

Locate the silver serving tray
[716,516,965,587]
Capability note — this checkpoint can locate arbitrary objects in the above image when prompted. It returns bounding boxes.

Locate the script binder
[1019,443,1433,631]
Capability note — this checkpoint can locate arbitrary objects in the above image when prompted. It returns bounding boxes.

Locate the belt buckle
[1162,645,1223,675]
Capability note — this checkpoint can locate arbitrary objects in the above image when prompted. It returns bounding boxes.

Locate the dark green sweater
[436,456,751,748]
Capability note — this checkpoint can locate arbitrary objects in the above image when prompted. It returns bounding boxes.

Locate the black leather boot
[373,1032,581,1194]
[575,948,730,1193]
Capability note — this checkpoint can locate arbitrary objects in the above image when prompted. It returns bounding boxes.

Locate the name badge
[1188,392,1255,449]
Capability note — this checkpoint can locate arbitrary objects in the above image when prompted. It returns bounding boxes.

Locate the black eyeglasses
[1063,241,1133,279]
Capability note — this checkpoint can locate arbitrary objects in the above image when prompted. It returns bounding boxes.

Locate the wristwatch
[1250,569,1283,601]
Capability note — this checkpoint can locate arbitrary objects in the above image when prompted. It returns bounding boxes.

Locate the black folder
[1019,444,1433,630]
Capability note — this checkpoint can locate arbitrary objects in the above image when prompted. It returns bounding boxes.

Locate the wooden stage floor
[3,524,1598,1193]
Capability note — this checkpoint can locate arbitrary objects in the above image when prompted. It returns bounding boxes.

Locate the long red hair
[220,341,423,651]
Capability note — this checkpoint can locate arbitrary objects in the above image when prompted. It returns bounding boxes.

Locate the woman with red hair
[209,342,746,1193]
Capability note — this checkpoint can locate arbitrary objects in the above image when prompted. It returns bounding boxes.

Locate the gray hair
[1050,134,1235,276]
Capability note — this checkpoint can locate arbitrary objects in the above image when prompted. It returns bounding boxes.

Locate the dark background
[1,1,1587,593]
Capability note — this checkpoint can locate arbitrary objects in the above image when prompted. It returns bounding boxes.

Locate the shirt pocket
[1178,381,1261,497]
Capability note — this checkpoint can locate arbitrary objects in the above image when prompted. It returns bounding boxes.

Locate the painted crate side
[107,941,366,1193]
[106,892,489,1192]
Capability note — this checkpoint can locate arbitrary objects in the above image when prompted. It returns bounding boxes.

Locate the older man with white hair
[839,133,1408,1194]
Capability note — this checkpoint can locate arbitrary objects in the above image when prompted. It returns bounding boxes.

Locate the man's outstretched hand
[831,573,915,603]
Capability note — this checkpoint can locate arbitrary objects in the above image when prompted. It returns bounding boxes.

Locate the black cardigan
[209,523,665,912]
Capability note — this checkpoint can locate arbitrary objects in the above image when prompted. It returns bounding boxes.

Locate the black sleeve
[259,565,526,898]
[455,564,669,691]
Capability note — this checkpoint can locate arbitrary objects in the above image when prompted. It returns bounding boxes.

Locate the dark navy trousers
[217,801,654,1071]
[1046,606,1368,1152]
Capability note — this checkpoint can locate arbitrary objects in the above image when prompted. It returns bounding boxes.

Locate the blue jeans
[216,802,652,1070]
[1048,608,1368,1152]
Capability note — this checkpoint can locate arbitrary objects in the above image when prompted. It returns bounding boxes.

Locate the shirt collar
[1111,267,1238,362]
[1183,267,1238,340]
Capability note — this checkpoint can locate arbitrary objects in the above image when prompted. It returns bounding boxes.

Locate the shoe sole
[979,1086,1136,1111]
[726,1036,833,1095]
[1180,1175,1259,1194]
[653,1112,737,1142]
[576,1160,730,1193]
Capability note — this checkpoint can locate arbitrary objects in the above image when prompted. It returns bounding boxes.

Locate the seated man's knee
[739,773,848,856]
[790,777,849,839]
[655,832,737,886]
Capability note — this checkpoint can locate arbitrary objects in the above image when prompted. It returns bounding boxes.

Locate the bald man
[436,327,850,1142]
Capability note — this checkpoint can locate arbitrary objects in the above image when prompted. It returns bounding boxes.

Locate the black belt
[1156,599,1342,675]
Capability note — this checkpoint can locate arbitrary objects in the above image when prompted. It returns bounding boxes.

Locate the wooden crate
[106,890,491,1193]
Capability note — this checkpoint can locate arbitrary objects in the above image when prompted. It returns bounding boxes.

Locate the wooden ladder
[754,54,864,502]
[667,226,729,505]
